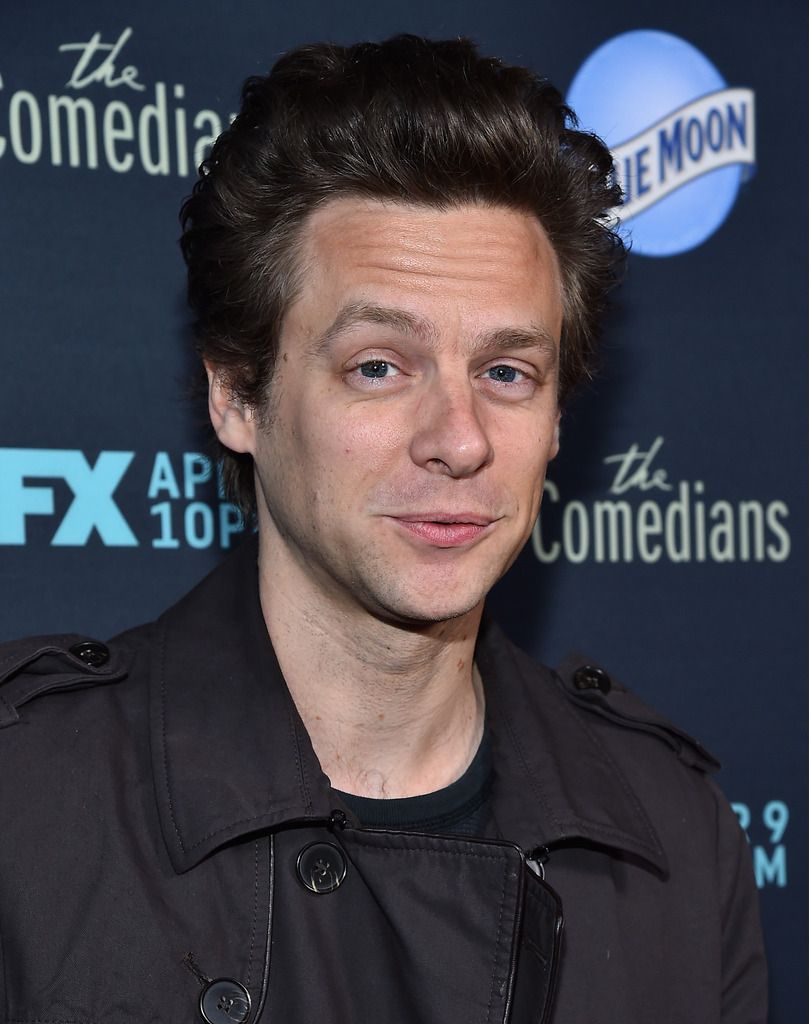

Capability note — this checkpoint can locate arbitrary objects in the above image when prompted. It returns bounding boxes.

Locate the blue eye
[486,365,519,383]
[360,360,391,378]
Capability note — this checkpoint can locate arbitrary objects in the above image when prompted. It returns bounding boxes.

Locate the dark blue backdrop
[1,2,805,1018]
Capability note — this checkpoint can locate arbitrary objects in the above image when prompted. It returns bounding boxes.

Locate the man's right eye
[359,360,396,378]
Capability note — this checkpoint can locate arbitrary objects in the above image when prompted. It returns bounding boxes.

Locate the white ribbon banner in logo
[609,87,756,221]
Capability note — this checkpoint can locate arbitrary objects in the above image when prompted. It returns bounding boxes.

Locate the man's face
[243,198,562,625]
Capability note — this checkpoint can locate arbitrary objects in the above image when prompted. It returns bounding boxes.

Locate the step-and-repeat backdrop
[1,1,805,1018]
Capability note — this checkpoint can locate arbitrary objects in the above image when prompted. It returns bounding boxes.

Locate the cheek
[501,430,556,509]
[329,408,410,466]
[499,416,555,463]
[285,409,403,516]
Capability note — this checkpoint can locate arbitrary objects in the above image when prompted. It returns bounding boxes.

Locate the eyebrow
[313,301,558,364]
[478,326,559,363]
[313,302,437,355]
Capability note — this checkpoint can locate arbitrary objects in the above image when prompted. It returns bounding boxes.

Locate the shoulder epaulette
[555,653,720,772]
[0,635,126,728]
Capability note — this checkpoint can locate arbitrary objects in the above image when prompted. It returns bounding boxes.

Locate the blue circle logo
[567,30,756,257]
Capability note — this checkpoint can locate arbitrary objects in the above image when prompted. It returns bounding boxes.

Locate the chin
[376,605,481,632]
[367,579,487,629]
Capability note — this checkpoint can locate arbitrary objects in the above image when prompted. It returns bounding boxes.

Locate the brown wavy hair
[180,35,624,510]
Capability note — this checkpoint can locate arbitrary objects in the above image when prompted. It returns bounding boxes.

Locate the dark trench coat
[0,541,767,1023]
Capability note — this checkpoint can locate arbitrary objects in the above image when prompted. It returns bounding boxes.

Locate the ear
[205,361,257,455]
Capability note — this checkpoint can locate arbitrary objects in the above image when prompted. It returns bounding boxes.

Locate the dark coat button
[199,979,251,1024]
[69,640,110,667]
[296,841,347,893]
[573,665,611,694]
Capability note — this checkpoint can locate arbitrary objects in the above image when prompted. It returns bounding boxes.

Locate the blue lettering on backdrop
[732,801,790,888]
[0,449,136,545]
[0,448,244,549]
[655,100,750,185]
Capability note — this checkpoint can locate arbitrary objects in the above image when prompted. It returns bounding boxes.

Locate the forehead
[286,198,563,342]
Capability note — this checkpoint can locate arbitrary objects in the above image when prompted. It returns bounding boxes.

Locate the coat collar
[149,539,666,876]
[477,625,667,874]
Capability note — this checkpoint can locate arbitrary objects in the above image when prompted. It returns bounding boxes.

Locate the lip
[387,512,498,548]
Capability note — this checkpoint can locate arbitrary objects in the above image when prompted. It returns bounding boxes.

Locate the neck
[256,537,485,799]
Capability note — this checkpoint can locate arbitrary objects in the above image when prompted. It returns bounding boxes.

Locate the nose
[409,377,493,478]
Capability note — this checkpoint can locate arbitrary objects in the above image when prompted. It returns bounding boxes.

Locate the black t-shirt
[336,731,491,837]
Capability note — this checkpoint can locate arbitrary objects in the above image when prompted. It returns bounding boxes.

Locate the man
[0,35,766,1024]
